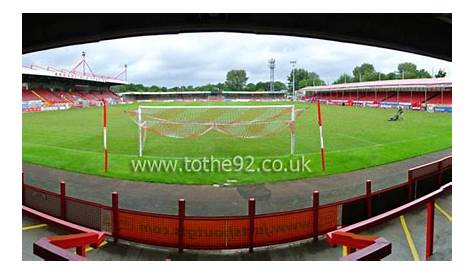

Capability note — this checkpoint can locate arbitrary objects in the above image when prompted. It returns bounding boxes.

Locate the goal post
[290,105,295,155]
[132,105,298,157]
[102,99,108,173]
[317,99,326,173]
[138,106,143,157]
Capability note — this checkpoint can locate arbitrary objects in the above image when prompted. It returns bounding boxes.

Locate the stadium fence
[22,156,451,252]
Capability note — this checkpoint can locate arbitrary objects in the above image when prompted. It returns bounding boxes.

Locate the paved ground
[22,192,452,261]
[364,192,452,261]
[22,149,451,216]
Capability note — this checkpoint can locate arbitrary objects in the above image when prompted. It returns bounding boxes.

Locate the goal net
[127,105,299,156]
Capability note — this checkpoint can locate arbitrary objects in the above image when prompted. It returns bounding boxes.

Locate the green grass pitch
[22,101,452,185]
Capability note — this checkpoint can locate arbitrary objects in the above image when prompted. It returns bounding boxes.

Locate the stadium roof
[22,14,451,61]
[299,78,452,93]
[22,64,128,85]
[223,91,286,94]
[120,91,211,95]
[120,91,286,96]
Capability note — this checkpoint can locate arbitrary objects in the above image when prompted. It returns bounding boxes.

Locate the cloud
[22,32,452,86]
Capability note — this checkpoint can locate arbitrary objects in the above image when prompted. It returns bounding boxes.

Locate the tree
[385,72,398,80]
[416,69,432,79]
[245,83,257,91]
[352,63,376,82]
[110,85,128,93]
[273,81,287,91]
[225,70,248,90]
[255,81,268,91]
[397,62,417,74]
[287,68,324,90]
[396,63,433,79]
[216,82,226,91]
[111,83,149,92]
[397,62,418,79]
[197,83,214,91]
[333,73,353,84]
[287,68,305,89]
[149,85,161,92]
[298,79,325,89]
[435,69,447,78]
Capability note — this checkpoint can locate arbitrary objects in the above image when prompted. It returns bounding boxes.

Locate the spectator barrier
[22,156,451,253]
[326,182,452,260]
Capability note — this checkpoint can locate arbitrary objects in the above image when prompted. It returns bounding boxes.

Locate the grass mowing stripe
[24,134,446,159]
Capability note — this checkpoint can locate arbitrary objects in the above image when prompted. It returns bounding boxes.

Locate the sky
[22,32,452,87]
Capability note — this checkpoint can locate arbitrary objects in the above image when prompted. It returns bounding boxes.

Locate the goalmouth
[129,105,298,157]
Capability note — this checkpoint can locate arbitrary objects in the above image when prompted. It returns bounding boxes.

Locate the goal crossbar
[138,105,295,109]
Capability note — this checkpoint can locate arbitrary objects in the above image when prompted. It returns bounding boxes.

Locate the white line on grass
[24,135,445,160]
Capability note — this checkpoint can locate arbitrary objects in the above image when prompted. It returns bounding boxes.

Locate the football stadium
[22,14,452,261]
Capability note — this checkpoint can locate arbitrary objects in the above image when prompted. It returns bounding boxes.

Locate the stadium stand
[22,54,127,112]
[300,78,452,111]
[33,88,68,104]
[22,89,39,102]
[119,91,287,102]
[22,88,122,111]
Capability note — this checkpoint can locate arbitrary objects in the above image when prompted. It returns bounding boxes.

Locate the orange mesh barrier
[318,205,339,233]
[254,208,313,247]
[23,154,451,251]
[183,217,250,249]
[65,197,112,233]
[117,209,179,247]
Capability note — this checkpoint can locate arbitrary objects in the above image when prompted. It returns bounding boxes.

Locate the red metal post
[437,161,443,188]
[112,192,119,243]
[104,150,108,173]
[426,199,435,259]
[317,100,323,126]
[22,172,25,205]
[366,180,372,218]
[60,181,66,220]
[320,148,326,173]
[76,245,86,257]
[348,247,355,254]
[313,191,320,241]
[408,170,414,201]
[248,198,256,253]
[178,199,186,253]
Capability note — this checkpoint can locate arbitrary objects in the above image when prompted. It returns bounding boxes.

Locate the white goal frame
[137,105,296,157]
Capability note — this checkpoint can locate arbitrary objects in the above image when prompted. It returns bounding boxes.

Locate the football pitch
[22,101,452,185]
